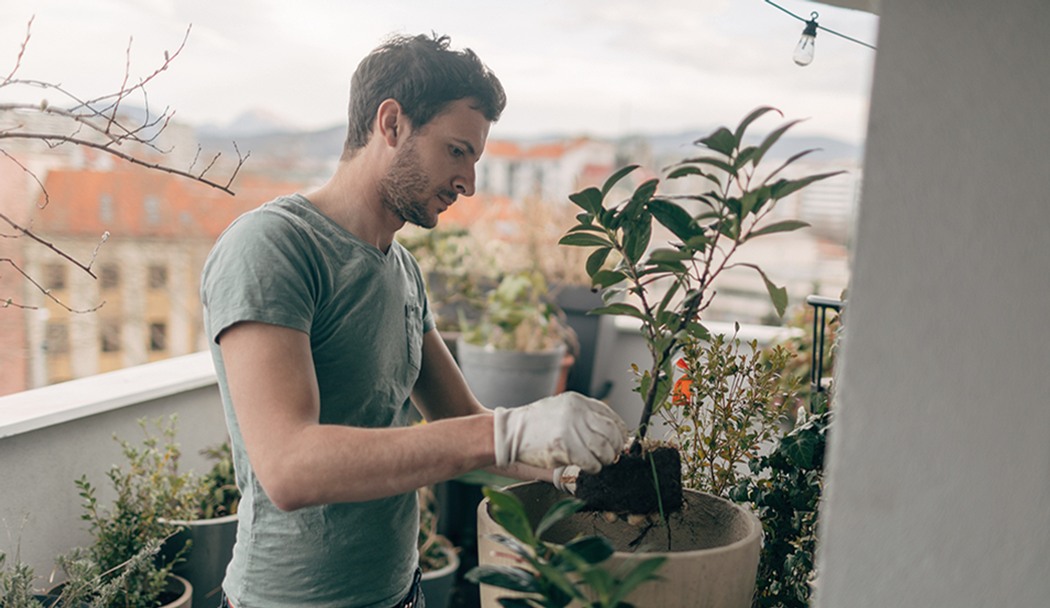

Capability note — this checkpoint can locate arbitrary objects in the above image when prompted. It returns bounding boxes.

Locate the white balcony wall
[0,352,227,581]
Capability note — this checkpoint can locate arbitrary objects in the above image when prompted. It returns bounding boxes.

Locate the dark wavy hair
[344,33,506,154]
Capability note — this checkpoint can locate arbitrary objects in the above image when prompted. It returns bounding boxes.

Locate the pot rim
[485,481,763,560]
[160,512,239,527]
[421,545,460,580]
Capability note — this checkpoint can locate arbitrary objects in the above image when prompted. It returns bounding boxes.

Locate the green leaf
[609,557,667,606]
[496,599,536,608]
[465,565,541,593]
[623,215,652,265]
[590,302,645,320]
[564,536,615,565]
[779,430,821,469]
[678,156,735,176]
[569,187,603,214]
[590,270,628,289]
[665,165,705,180]
[483,487,536,546]
[696,126,737,156]
[648,198,697,242]
[566,224,606,234]
[733,105,781,142]
[752,119,803,167]
[770,171,847,200]
[559,232,613,248]
[763,148,818,182]
[601,165,641,197]
[630,179,659,212]
[737,263,788,317]
[748,219,811,239]
[586,248,611,277]
[536,498,585,539]
[685,321,710,342]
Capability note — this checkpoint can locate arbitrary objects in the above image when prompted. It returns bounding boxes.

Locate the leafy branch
[560,106,844,440]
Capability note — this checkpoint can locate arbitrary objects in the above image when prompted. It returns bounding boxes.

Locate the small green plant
[731,404,831,608]
[0,550,40,607]
[461,270,575,353]
[66,416,202,607]
[661,328,801,497]
[417,485,456,573]
[559,106,844,441]
[196,441,239,519]
[466,487,665,607]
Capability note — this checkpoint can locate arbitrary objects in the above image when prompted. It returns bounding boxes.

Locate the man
[200,33,628,608]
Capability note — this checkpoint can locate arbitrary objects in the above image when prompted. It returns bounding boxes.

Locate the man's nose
[453,166,476,197]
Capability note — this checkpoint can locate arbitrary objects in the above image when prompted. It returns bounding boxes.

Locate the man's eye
[450,146,464,158]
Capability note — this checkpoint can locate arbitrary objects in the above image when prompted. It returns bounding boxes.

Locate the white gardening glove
[493,391,629,474]
[552,465,580,494]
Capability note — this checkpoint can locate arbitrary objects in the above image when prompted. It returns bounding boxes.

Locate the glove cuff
[492,407,512,467]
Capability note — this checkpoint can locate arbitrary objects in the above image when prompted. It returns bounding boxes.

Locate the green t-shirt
[201,194,434,607]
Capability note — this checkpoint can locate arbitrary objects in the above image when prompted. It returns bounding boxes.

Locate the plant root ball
[576,445,683,515]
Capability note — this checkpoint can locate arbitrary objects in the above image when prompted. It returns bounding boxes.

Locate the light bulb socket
[802,18,818,38]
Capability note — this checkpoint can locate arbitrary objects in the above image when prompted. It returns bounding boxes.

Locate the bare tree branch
[1,257,105,313]
[0,17,248,310]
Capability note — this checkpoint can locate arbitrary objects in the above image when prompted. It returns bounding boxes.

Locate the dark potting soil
[575,445,683,515]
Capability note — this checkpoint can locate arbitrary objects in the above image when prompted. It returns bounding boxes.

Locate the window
[45,323,69,354]
[44,263,66,290]
[148,265,168,290]
[100,320,121,352]
[99,194,114,224]
[99,264,119,290]
[149,322,167,352]
[144,195,161,225]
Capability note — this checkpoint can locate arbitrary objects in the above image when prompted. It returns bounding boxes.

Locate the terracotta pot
[476,481,762,608]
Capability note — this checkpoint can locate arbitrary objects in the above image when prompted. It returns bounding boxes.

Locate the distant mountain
[198,108,304,138]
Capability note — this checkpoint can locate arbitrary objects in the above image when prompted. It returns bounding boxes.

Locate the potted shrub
[475,107,843,607]
[58,416,196,607]
[457,269,578,408]
[417,485,460,608]
[160,440,240,608]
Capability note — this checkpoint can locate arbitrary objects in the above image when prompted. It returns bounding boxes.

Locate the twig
[1,258,104,313]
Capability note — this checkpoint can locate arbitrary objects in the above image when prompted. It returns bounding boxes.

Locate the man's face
[378,98,490,229]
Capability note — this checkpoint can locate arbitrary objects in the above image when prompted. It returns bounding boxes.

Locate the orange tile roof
[32,159,305,239]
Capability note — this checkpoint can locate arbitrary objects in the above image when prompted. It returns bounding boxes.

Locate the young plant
[731,405,831,608]
[559,106,844,442]
[417,485,456,573]
[196,441,240,519]
[67,416,202,607]
[467,487,665,608]
[662,329,801,497]
[461,270,575,353]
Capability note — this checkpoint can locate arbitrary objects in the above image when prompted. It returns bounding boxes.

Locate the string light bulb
[793,13,819,66]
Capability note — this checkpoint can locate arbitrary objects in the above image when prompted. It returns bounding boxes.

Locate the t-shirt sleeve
[201,209,317,344]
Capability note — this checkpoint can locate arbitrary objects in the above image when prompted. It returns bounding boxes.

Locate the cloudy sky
[2,0,879,143]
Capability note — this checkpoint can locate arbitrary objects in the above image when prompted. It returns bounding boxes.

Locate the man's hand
[493,392,629,473]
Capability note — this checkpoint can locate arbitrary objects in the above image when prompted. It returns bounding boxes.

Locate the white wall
[0,353,228,581]
[817,2,1050,606]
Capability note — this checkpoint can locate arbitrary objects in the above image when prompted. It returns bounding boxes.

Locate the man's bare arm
[218,321,495,510]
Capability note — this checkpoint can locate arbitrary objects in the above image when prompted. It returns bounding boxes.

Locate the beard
[378,137,440,229]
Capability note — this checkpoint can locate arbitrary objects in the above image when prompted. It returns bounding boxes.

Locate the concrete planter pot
[48,573,191,608]
[476,481,762,608]
[420,545,460,608]
[455,338,568,408]
[161,513,238,607]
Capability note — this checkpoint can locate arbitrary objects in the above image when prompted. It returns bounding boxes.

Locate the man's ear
[376,99,406,147]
